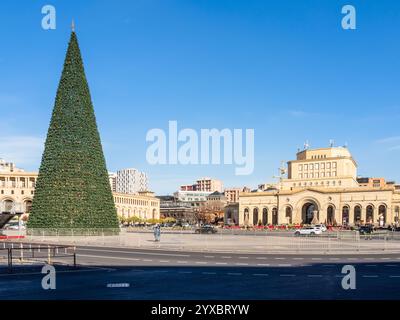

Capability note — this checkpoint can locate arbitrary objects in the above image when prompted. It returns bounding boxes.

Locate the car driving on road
[294,226,322,236]
[194,225,218,234]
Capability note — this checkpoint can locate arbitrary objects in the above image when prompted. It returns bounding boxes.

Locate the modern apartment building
[116,168,148,194]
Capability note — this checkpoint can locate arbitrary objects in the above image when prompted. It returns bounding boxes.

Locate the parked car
[294,227,322,236]
[314,224,327,232]
[195,225,217,234]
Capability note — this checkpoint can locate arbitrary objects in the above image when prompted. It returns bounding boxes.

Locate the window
[309,164,314,170]
[315,163,319,170]
[304,173,308,178]
[299,164,303,171]
[321,172,325,177]
[304,164,308,170]
[315,172,319,178]
[299,173,303,178]
[321,163,325,169]
[333,162,337,168]
[333,171,337,176]
[327,172,331,177]
[310,173,314,178]
[327,162,331,169]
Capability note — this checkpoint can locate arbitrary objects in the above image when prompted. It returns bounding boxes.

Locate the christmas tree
[27,30,119,235]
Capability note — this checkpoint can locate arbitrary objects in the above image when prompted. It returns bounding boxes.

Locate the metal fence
[0,242,76,273]
[3,228,400,254]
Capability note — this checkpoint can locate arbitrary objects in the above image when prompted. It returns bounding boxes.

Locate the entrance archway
[327,205,335,225]
[302,202,319,224]
[272,207,278,225]
[285,207,292,224]
[366,205,374,225]
[244,208,249,226]
[262,208,268,225]
[378,205,387,227]
[253,208,259,226]
[342,206,350,226]
[354,205,362,225]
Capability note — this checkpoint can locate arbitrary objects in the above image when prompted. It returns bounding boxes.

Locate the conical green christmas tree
[27,31,119,235]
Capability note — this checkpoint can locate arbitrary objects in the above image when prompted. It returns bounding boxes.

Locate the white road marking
[239,257,249,259]
[257,263,270,266]
[78,254,141,262]
[215,262,227,265]
[253,273,269,276]
[178,271,192,274]
[280,274,295,277]
[389,275,400,278]
[256,257,267,260]
[275,257,285,260]
[202,272,216,275]
[308,275,323,277]
[77,247,190,257]
[142,259,153,262]
[221,256,231,259]
[195,261,207,264]
[227,272,242,275]
[235,263,249,266]
[311,258,322,260]
[204,256,214,258]
[362,275,379,278]
[159,260,170,263]
[292,258,304,260]
[278,264,292,267]
[177,261,188,264]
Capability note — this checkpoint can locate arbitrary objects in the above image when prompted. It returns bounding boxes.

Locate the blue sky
[1,0,400,194]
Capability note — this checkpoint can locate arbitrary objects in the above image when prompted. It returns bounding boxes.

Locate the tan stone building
[239,147,400,227]
[0,159,37,216]
[114,191,160,220]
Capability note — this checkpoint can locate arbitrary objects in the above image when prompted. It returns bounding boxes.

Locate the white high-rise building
[108,172,117,192]
[116,168,148,194]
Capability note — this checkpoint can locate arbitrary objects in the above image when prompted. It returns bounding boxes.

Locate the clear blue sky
[1,0,400,194]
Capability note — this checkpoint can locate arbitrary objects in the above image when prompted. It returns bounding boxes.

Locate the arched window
[285,207,292,224]
[354,206,362,225]
[366,205,374,224]
[378,205,387,227]
[253,208,259,226]
[244,208,249,225]
[272,208,278,225]
[327,206,335,225]
[342,206,349,226]
[262,208,268,225]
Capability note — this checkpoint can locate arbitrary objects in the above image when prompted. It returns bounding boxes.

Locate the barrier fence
[0,243,76,273]
[2,228,400,254]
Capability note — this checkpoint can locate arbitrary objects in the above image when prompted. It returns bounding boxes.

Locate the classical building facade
[239,147,400,227]
[0,159,37,216]
[114,191,160,220]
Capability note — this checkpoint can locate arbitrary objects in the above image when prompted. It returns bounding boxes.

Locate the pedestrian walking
[153,223,161,242]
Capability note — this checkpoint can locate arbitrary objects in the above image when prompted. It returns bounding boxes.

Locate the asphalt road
[1,244,400,299]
